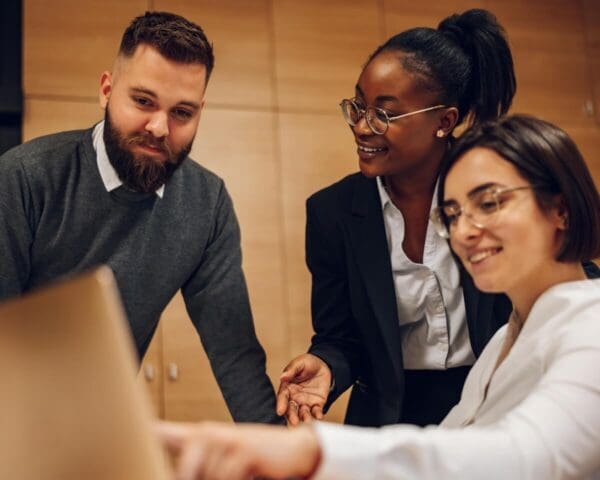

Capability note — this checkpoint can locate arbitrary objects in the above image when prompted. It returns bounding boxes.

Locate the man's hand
[156,421,321,480]
[276,353,332,426]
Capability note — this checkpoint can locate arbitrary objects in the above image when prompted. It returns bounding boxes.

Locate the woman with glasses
[159,114,600,480]
[276,8,519,428]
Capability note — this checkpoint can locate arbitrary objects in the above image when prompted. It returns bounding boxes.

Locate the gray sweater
[0,127,281,424]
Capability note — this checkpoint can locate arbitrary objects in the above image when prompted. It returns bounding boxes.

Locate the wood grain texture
[272,0,380,111]
[154,0,274,108]
[22,99,102,141]
[383,0,482,36]
[582,0,600,126]
[278,112,356,356]
[24,0,146,98]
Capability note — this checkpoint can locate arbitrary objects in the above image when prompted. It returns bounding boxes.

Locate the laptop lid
[0,266,170,479]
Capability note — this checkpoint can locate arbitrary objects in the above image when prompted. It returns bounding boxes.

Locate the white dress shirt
[92,121,165,198]
[376,177,474,369]
[314,279,600,480]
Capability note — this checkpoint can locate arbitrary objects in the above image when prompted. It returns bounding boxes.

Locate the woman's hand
[156,420,321,480]
[276,353,332,426]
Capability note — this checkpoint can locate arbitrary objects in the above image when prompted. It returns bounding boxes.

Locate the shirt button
[436,303,445,314]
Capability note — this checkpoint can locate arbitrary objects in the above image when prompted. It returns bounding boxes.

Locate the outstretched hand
[276,353,332,426]
[156,420,320,480]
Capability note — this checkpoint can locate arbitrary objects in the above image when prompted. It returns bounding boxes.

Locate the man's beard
[103,109,193,193]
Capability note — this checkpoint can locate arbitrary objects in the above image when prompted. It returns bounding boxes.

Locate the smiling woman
[439,115,600,312]
[157,114,600,480]
[276,8,518,430]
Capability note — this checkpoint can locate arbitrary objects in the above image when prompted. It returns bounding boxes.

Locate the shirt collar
[376,176,391,209]
[92,121,165,198]
[376,176,440,214]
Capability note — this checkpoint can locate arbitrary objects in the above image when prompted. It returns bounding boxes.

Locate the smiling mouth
[468,247,502,264]
[358,144,387,153]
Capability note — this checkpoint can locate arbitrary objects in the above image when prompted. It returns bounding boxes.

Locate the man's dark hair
[440,114,600,263]
[119,11,214,81]
[368,9,516,128]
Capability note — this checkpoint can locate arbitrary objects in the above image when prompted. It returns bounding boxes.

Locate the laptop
[0,266,170,479]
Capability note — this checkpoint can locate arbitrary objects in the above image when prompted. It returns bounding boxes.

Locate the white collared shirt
[92,121,165,198]
[314,279,600,480]
[376,177,474,370]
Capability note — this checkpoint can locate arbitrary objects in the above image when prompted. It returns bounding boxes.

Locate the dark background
[0,0,23,155]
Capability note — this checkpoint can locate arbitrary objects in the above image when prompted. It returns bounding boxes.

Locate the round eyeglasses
[430,185,539,239]
[340,98,447,135]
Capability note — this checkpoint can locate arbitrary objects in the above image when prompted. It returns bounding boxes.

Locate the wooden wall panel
[22,99,102,141]
[272,0,380,112]
[154,0,274,108]
[24,0,146,98]
[583,0,600,126]
[486,0,586,52]
[567,125,600,266]
[490,0,596,126]
[383,0,482,36]
[278,112,357,401]
[509,51,595,126]
[567,126,600,187]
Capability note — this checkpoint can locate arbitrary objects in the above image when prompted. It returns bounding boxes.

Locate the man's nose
[145,111,169,138]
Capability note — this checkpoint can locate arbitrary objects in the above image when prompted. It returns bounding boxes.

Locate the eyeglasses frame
[430,185,540,239]
[340,98,448,135]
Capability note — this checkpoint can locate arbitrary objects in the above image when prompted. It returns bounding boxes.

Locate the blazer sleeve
[182,181,283,425]
[305,195,366,406]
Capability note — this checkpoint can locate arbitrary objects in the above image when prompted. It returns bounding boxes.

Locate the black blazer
[306,172,598,427]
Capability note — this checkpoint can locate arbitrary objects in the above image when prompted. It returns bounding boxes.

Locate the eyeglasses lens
[432,190,502,238]
[341,100,359,126]
[430,208,450,239]
[365,108,388,135]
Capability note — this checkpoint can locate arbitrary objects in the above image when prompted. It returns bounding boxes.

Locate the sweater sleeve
[0,151,34,301]
[181,180,283,425]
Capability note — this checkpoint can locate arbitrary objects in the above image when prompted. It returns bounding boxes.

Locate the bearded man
[0,11,281,425]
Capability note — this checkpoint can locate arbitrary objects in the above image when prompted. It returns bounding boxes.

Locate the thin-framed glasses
[430,185,539,239]
[340,98,447,135]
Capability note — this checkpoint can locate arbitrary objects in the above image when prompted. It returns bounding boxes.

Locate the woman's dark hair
[439,114,600,262]
[368,9,516,127]
[119,11,215,81]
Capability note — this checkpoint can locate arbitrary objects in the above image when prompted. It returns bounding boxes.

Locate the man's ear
[99,71,112,110]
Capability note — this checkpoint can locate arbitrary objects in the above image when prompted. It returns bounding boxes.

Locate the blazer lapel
[345,175,403,376]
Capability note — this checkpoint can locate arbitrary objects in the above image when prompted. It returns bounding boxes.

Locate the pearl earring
[436,129,445,138]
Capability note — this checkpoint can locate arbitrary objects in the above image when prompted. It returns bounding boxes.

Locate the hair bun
[438,9,499,55]
[437,8,515,123]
